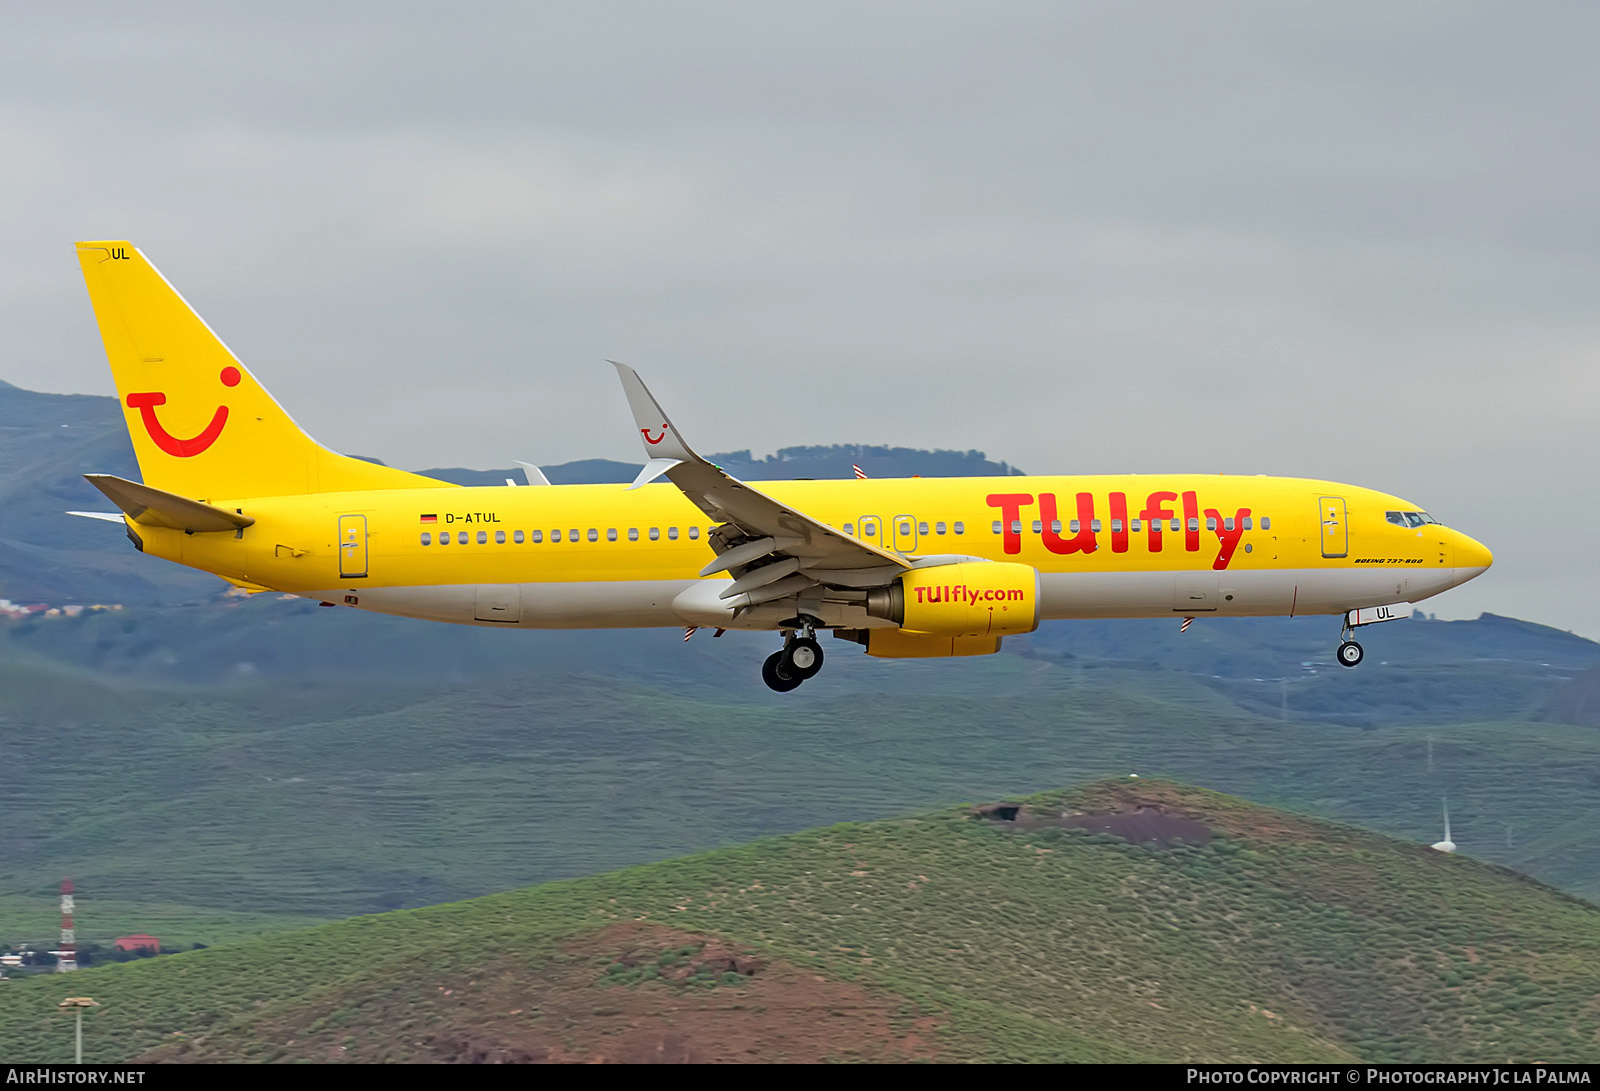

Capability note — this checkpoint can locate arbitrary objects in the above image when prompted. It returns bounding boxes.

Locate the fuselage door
[1319,496,1348,559]
[857,515,881,546]
[475,584,522,623]
[338,514,368,578]
[1174,570,1219,612]
[892,513,919,553]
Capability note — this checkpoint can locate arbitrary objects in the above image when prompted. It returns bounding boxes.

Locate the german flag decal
[420,514,437,524]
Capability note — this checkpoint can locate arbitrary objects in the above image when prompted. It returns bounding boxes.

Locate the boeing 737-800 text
[70,242,1493,691]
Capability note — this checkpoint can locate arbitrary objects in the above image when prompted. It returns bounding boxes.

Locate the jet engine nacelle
[865,561,1041,637]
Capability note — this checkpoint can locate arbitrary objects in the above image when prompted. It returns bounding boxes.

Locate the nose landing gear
[761,622,826,692]
[1336,617,1364,668]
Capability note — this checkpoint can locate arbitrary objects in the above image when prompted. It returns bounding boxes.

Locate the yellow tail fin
[76,241,453,499]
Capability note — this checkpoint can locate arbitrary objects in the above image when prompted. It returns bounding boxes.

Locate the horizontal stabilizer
[65,511,128,524]
[84,474,254,533]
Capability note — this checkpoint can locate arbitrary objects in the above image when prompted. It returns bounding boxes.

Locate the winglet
[609,361,696,463]
[513,461,551,486]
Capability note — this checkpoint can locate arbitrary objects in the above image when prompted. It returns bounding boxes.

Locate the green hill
[1,780,1596,1064]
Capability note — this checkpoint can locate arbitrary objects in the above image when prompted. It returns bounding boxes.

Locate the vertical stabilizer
[75,242,451,499]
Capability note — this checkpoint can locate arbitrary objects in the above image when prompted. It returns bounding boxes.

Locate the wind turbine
[1430,799,1456,853]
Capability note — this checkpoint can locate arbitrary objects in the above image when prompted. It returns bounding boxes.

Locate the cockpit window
[1386,510,1439,528]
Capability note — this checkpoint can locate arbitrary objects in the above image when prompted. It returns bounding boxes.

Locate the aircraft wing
[610,363,910,600]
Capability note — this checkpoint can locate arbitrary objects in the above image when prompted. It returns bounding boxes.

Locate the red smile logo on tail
[126,366,241,457]
[641,423,669,445]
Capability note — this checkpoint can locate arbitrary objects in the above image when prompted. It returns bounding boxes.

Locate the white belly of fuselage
[302,565,1487,630]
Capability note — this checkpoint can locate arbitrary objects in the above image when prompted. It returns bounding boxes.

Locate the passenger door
[338,514,368,579]
[1319,496,1348,559]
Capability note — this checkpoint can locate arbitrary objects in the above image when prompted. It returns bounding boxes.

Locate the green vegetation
[3,636,1600,952]
[1,781,1596,1063]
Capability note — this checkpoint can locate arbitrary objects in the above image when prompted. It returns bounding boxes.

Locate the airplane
[69,241,1493,692]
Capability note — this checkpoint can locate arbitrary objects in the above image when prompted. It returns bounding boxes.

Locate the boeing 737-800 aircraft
[70,242,1492,691]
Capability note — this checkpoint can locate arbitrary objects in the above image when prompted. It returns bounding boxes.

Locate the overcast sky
[3,3,1597,633]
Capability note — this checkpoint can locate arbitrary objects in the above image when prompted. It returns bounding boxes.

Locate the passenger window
[648,527,660,541]
[550,529,560,543]
[477,531,488,544]
[1187,518,1199,532]
[992,521,1002,534]
[1205,517,1216,531]
[953,522,964,535]
[918,521,929,535]
[530,530,541,543]
[898,520,911,536]
[459,532,469,545]
[421,532,431,545]
[1242,517,1251,530]
[1223,518,1233,532]
[628,528,639,541]
[1110,519,1122,533]
[843,523,854,535]
[863,520,877,536]
[438,532,449,545]
[514,530,525,543]
[1091,519,1102,533]
[1010,520,1022,535]
[1033,519,1043,533]
[689,527,700,540]
[1261,517,1271,530]
[1069,520,1079,533]
[935,521,946,535]
[606,528,617,542]
[1131,518,1141,531]
[668,527,679,540]
[570,528,580,542]
[588,528,599,542]
[494,530,505,544]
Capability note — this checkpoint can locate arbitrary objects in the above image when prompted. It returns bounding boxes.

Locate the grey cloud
[1,2,1597,631]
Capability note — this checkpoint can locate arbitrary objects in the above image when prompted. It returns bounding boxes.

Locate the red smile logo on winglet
[126,366,241,457]
[642,423,669,445]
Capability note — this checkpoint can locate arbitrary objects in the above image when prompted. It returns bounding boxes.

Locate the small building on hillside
[113,935,158,953]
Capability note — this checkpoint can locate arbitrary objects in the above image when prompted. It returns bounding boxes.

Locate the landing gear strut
[1336,618,1364,668]
[761,621,826,692]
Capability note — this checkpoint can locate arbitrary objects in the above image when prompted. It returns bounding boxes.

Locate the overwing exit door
[339,514,368,578]
[892,514,919,553]
[1319,496,1348,558]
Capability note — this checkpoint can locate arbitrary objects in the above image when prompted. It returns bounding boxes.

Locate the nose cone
[1450,529,1493,585]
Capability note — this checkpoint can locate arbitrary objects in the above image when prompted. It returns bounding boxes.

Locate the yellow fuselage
[136,473,1492,630]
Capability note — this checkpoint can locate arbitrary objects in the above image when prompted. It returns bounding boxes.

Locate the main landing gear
[1336,618,1364,668]
[762,623,825,692]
